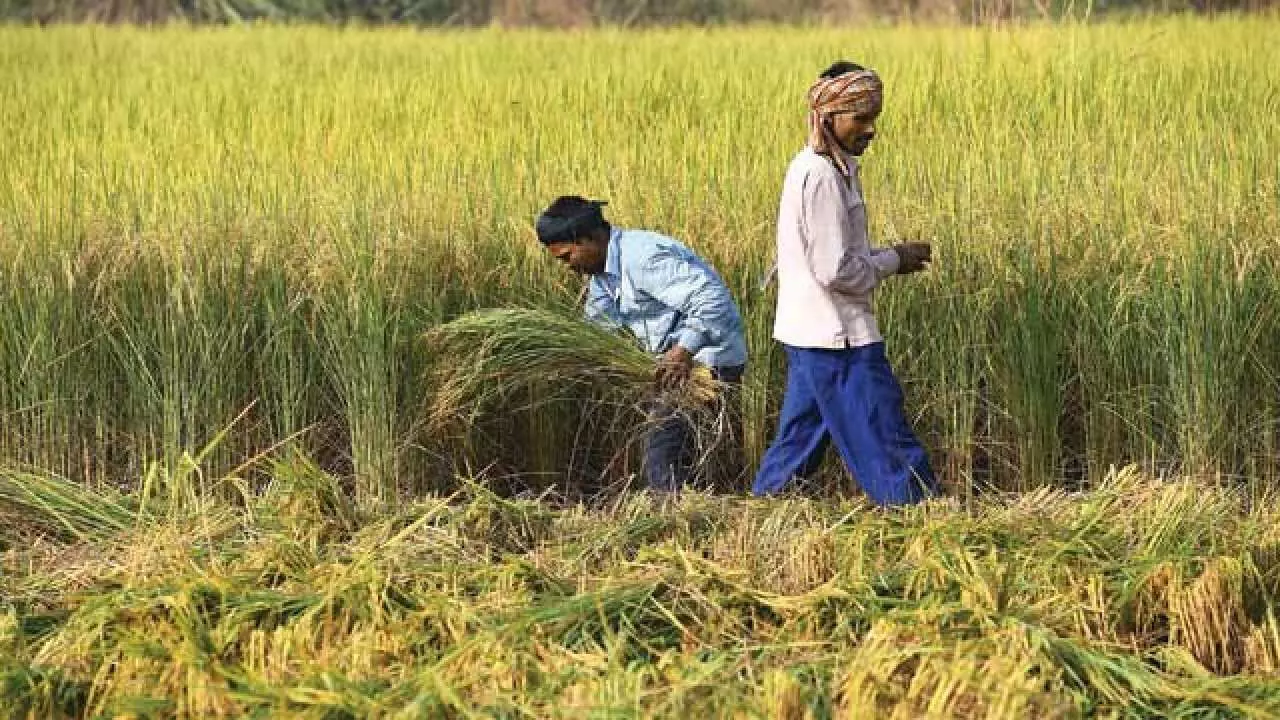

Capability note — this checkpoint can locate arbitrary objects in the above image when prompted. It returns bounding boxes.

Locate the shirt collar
[603,226,623,279]
[806,144,859,179]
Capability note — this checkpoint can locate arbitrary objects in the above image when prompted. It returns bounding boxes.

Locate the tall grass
[0,18,1277,499]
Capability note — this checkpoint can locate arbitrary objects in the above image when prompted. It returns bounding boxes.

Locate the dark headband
[536,200,608,245]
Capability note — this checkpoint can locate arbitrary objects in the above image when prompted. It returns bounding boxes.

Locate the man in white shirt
[752,61,937,505]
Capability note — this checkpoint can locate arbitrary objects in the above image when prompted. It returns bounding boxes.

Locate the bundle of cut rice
[423,307,720,433]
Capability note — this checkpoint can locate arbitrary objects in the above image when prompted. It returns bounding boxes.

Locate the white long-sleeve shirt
[772,147,900,349]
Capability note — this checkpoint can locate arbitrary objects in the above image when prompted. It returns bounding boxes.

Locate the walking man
[752,62,937,505]
[536,195,748,492]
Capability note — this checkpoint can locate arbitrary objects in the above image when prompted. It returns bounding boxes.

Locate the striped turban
[807,69,884,177]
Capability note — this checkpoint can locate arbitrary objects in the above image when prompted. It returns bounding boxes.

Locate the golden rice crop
[1,17,1279,716]
[0,18,1276,495]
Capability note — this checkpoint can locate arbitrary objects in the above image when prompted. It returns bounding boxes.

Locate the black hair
[536,195,610,245]
[820,61,866,79]
[543,195,599,219]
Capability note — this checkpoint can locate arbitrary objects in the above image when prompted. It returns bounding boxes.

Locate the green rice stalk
[0,467,138,543]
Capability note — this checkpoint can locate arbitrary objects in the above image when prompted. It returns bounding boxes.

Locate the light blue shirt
[585,227,747,368]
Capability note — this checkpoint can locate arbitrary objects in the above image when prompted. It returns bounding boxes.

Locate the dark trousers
[752,343,935,506]
[644,364,745,492]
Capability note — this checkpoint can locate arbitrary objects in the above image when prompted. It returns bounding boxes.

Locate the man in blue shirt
[536,195,748,492]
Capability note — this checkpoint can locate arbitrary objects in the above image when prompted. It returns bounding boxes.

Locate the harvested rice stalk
[422,307,721,433]
[0,468,137,544]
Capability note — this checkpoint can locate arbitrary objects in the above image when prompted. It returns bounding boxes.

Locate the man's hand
[893,242,933,275]
[654,345,695,391]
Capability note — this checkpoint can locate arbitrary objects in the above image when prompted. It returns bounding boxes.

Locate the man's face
[830,106,881,156]
[546,234,607,275]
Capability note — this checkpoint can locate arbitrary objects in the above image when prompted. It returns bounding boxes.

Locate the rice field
[2,16,1279,717]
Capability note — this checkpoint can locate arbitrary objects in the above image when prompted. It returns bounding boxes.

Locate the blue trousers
[752,343,935,505]
[645,364,745,492]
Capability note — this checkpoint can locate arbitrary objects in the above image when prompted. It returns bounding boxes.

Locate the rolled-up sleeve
[802,170,899,295]
[641,250,739,356]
